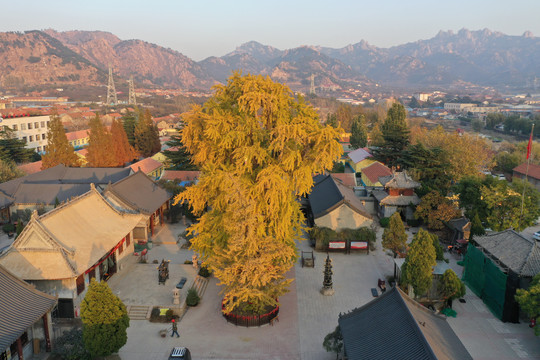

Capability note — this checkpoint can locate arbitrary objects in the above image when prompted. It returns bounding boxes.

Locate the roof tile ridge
[395,288,439,359]
[339,286,397,320]
[97,183,144,217]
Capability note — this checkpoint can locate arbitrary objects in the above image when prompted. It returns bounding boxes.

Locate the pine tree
[110,119,137,166]
[350,114,368,149]
[122,111,137,147]
[80,279,129,357]
[369,123,384,147]
[86,114,116,167]
[41,112,79,169]
[162,134,197,170]
[382,212,407,257]
[401,228,436,297]
[470,211,485,237]
[134,109,161,157]
[375,102,410,166]
[0,128,35,164]
[176,73,342,314]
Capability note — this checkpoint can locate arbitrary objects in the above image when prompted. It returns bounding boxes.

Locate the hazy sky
[1,0,538,61]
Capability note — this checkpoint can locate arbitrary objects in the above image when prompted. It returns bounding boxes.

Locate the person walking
[171,319,179,337]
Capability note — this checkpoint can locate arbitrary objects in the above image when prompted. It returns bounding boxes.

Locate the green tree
[326,113,338,128]
[401,228,437,297]
[86,114,116,167]
[176,73,342,314]
[0,128,34,164]
[162,134,197,170]
[111,118,137,166]
[515,273,540,336]
[323,325,343,359]
[41,112,79,169]
[482,178,540,231]
[134,109,161,157]
[336,104,353,132]
[415,191,461,230]
[369,123,384,147]
[0,159,25,182]
[429,232,445,261]
[439,269,466,305]
[382,212,407,257]
[400,143,452,196]
[375,103,410,167]
[495,151,522,174]
[471,119,484,132]
[80,279,129,358]
[122,111,137,146]
[15,221,24,237]
[470,211,485,237]
[350,114,368,149]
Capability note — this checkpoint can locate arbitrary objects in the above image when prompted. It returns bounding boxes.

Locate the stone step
[191,275,209,299]
[127,305,150,320]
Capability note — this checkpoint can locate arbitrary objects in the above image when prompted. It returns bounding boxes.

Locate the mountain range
[0,28,538,93]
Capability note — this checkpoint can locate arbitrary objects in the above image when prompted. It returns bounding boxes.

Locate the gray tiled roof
[13,183,91,205]
[447,217,470,231]
[339,287,472,360]
[0,164,132,197]
[309,175,371,219]
[474,229,540,277]
[0,264,56,351]
[105,171,172,215]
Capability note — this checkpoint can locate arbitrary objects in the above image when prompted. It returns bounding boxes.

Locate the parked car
[533,231,540,241]
[169,347,191,360]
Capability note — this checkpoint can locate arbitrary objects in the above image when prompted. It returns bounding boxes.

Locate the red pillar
[43,313,51,352]
[16,337,23,360]
[150,214,155,236]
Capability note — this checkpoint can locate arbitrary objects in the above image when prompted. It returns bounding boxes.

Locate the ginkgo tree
[175,73,342,315]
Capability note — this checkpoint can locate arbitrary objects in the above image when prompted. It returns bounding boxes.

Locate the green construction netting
[461,243,507,320]
[462,243,485,297]
[482,259,507,320]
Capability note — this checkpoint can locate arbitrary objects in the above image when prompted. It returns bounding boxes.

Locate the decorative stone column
[321,254,335,296]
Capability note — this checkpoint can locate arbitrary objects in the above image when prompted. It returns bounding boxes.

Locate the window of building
[126,233,131,247]
[29,135,34,142]
[34,122,39,128]
[12,124,17,131]
[41,121,45,128]
[28,123,32,129]
[37,146,41,152]
[22,136,27,143]
[42,133,46,140]
[20,123,26,130]
[76,274,85,295]
[118,243,124,255]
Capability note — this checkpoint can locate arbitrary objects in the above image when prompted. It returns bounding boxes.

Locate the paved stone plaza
[112,223,540,359]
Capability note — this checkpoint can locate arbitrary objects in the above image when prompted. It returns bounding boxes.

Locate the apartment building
[0,115,49,153]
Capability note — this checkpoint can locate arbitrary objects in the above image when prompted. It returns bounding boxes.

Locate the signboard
[350,241,368,250]
[329,241,346,249]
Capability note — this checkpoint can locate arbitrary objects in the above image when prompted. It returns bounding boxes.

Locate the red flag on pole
[527,128,533,160]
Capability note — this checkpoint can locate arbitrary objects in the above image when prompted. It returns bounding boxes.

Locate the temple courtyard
[105,222,540,360]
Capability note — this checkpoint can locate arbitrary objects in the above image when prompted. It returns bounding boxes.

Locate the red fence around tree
[222,300,279,327]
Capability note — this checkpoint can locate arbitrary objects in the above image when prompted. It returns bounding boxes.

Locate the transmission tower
[106,66,118,105]
[128,75,137,105]
[309,74,316,95]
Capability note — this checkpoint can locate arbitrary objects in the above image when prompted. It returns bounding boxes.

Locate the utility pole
[106,66,118,106]
[128,75,137,105]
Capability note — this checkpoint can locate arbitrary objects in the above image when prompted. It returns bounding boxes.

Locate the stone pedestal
[172,289,180,305]
[320,287,335,296]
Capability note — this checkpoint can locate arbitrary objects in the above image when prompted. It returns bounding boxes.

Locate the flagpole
[519,123,534,228]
